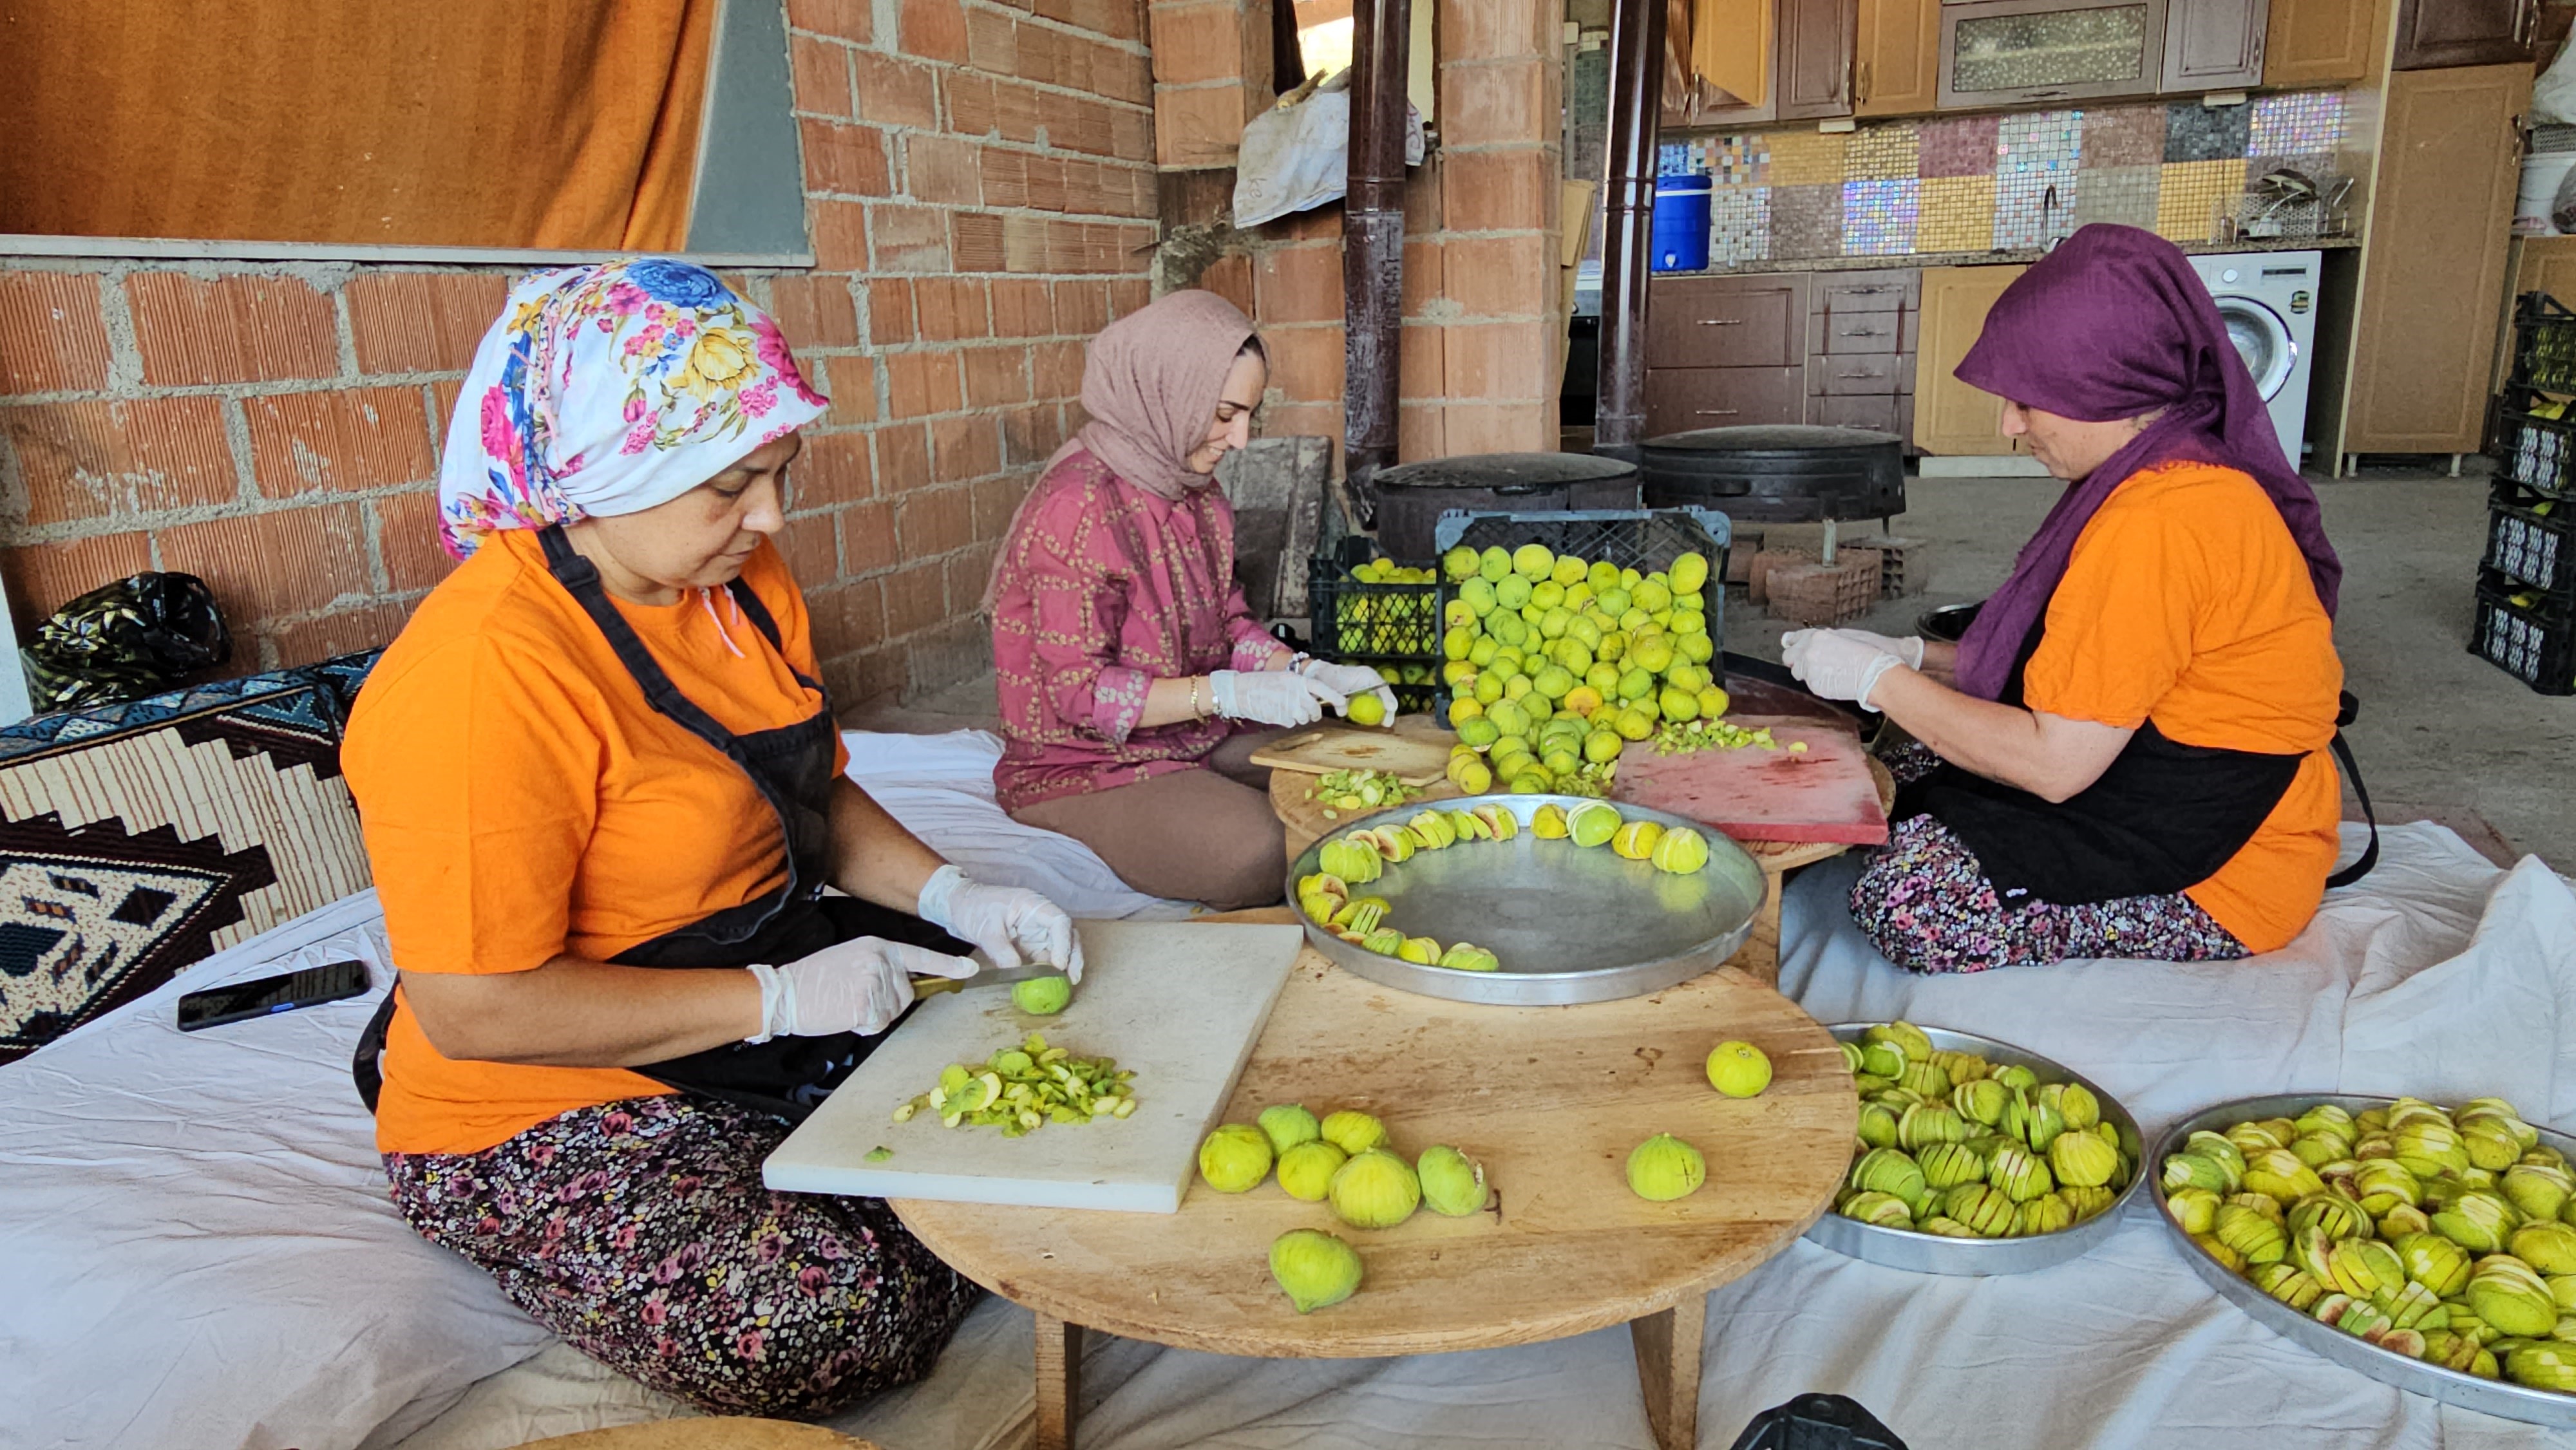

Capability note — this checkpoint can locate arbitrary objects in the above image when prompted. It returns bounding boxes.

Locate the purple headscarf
[1949,224,2342,700]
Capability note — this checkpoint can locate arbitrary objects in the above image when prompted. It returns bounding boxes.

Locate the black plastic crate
[2470,573,2576,695]
[1726,1394,1909,1450]
[1430,506,1732,647]
[2483,485,2576,599]
[1306,536,1449,716]
[2488,399,2576,502]
[2510,291,2576,394]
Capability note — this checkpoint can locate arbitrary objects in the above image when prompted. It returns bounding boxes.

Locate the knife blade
[911,952,1073,997]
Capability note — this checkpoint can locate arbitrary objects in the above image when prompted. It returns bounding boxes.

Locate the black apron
[352,527,968,1122]
[1899,614,2309,908]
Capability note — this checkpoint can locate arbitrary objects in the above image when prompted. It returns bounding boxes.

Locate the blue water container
[1651,174,1712,272]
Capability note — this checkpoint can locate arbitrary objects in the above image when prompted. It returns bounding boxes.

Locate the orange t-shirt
[343,529,847,1155]
[2020,462,2344,952]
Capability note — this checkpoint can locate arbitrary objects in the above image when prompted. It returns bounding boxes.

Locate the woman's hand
[1782,629,1908,710]
[1208,668,1339,726]
[914,865,1085,981]
[1297,659,1399,720]
[749,937,978,1040]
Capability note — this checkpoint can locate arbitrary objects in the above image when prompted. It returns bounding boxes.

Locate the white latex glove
[1781,628,1906,711]
[1208,668,1336,727]
[1820,628,1926,670]
[744,937,976,1040]
[1297,659,1400,721]
[913,863,1084,983]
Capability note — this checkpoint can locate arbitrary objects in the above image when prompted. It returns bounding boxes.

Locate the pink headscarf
[982,288,1260,608]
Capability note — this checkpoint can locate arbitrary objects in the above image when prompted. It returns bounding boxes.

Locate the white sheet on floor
[840,730,1198,921]
[393,821,2576,1450]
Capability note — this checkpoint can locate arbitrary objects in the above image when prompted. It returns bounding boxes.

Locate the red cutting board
[1611,715,1890,845]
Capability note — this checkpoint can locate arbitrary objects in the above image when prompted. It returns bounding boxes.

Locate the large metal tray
[1803,1024,2147,1276]
[1287,793,1765,1006]
[2153,1093,2576,1429]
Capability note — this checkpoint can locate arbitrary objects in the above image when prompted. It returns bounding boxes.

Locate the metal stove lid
[1370,451,1638,489]
[1643,425,1902,455]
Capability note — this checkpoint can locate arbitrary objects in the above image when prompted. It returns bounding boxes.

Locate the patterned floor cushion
[0,650,381,1062]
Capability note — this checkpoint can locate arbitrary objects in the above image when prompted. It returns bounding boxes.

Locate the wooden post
[1629,1294,1707,1450]
[1034,1313,1085,1450]
[1730,867,1788,986]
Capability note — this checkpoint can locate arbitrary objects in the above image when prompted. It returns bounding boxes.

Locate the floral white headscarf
[437,258,829,558]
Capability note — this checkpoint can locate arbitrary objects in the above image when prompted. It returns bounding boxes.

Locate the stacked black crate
[2476,295,2576,695]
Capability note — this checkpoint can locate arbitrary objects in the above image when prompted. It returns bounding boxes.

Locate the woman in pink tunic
[985,291,1393,909]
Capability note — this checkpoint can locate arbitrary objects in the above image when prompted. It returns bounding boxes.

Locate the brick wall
[0,0,1157,707]
[1150,0,1567,467]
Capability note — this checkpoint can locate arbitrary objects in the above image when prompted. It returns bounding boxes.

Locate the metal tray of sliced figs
[1803,1024,2148,1276]
[1286,793,1766,1007]
[2154,1094,2576,1430]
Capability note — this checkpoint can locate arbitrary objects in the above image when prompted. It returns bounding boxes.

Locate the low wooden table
[892,928,1855,1450]
[1268,757,1898,987]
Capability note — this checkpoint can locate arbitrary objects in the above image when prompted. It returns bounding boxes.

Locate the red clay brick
[989,279,1055,337]
[978,149,1029,209]
[871,205,952,272]
[1054,279,1112,336]
[775,511,840,583]
[788,0,872,42]
[965,78,1046,144]
[897,484,976,556]
[1442,233,1552,318]
[940,551,998,620]
[1403,239,1446,317]
[972,471,1032,536]
[844,500,900,573]
[812,200,872,270]
[345,271,510,375]
[912,278,990,342]
[126,273,338,386]
[904,133,982,205]
[1107,276,1151,315]
[1078,33,1155,104]
[855,53,940,129]
[868,279,917,346]
[428,378,465,438]
[821,355,878,426]
[900,0,972,61]
[1444,320,1553,399]
[806,577,873,657]
[1261,400,1344,457]
[1253,243,1341,326]
[245,386,436,496]
[765,274,862,350]
[0,272,112,393]
[1440,0,1553,60]
[931,415,1002,482]
[823,645,908,706]
[157,504,372,623]
[967,8,1020,72]
[951,212,1009,273]
[1397,400,1444,462]
[801,119,892,197]
[797,429,876,506]
[1397,321,1445,400]
[1441,149,1551,232]
[1108,106,1153,164]
[1443,61,1550,147]
[1260,323,1344,404]
[961,345,1032,408]
[1053,0,1146,43]
[945,73,998,137]
[886,351,964,419]
[1201,254,1255,314]
[882,562,948,636]
[0,531,153,626]
[877,421,934,494]
[1001,404,1068,466]
[1030,339,1085,399]
[374,487,459,594]
[1150,3,1245,85]
[4,397,238,525]
[790,35,855,117]
[1442,399,1554,453]
[272,601,412,667]
[1051,96,1124,157]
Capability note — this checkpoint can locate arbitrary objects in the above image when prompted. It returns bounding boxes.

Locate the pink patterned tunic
[991,449,1290,811]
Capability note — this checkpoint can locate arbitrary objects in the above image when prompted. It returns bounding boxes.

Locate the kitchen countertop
[1656,234,2360,278]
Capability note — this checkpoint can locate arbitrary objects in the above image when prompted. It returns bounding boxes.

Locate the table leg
[1728,867,1787,987]
[1629,1294,1707,1450]
[1034,1312,1084,1450]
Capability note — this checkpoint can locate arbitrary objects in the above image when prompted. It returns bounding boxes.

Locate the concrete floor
[855,464,2573,867]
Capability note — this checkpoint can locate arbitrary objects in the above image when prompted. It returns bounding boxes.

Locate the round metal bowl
[1287,793,1765,1006]
[1803,1024,2147,1276]
[2151,1094,2576,1429]
[1917,601,1982,643]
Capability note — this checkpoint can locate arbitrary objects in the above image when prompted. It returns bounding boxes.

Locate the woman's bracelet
[1189,675,1205,718]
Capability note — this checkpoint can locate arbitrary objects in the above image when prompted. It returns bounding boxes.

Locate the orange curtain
[0,0,715,251]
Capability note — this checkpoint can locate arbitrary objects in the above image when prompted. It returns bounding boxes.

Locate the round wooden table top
[892,939,1856,1360]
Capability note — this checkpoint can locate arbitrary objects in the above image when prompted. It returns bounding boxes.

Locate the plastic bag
[1231,71,1426,229]
[21,572,231,710]
[2537,39,2576,126]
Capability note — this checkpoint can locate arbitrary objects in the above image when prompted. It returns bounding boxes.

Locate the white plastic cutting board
[762,920,1303,1214]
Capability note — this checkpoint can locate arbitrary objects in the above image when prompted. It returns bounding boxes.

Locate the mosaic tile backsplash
[1659,91,2349,267]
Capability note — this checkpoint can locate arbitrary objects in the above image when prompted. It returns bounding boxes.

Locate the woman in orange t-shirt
[341,261,1081,1417]
[1783,226,2349,972]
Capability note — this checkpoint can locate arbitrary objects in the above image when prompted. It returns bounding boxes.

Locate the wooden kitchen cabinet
[1663,0,1777,127]
[1645,274,1812,435]
[1938,0,2170,109]
[2262,0,2378,84]
[1913,265,2028,455]
[1779,0,1859,119]
[1647,366,1808,432]
[2392,0,2535,69]
[2336,64,2528,458]
[2163,0,2269,89]
[1855,0,1942,115]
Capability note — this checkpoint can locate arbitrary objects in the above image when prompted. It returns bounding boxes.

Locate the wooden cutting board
[1247,721,1453,785]
[762,921,1303,1214]
[1611,715,1890,845]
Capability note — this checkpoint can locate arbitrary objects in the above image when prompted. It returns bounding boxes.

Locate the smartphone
[176,959,372,1032]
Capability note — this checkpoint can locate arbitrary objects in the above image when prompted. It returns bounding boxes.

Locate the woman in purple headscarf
[1783,225,2347,973]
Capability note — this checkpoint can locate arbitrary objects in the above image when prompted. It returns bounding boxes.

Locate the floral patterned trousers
[383,1095,981,1418]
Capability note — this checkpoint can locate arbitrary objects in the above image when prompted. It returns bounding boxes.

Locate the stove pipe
[1593,0,1667,462]
[1341,0,1410,517]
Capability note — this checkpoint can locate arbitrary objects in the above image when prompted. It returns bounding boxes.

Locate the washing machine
[2187,250,2322,464]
